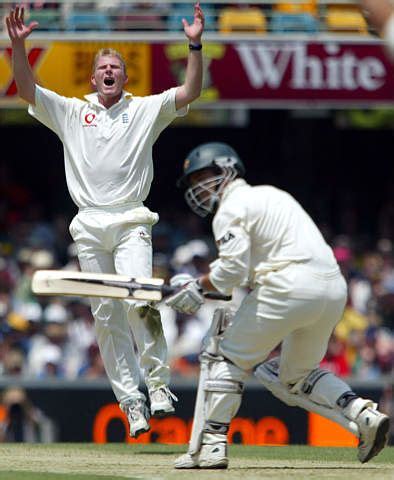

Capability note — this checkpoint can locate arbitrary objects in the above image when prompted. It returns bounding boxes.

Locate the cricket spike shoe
[356,407,390,463]
[121,398,150,438]
[149,386,178,417]
[174,443,228,469]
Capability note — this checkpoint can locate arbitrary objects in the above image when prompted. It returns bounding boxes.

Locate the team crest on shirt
[83,113,98,127]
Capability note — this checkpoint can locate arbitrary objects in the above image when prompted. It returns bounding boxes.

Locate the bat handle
[162,284,231,301]
[203,291,232,301]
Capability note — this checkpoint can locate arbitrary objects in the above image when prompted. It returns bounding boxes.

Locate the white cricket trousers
[69,203,170,404]
[220,263,348,385]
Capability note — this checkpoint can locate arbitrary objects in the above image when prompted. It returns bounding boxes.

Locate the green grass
[0,443,392,480]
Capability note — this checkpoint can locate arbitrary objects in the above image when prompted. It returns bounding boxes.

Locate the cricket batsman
[165,142,390,468]
[5,3,204,438]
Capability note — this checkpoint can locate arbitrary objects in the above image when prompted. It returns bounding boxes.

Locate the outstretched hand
[183,2,205,44]
[5,6,38,43]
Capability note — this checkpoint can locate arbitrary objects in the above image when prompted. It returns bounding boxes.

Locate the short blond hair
[92,48,127,75]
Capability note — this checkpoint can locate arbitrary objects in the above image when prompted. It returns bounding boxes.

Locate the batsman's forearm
[12,40,36,104]
[361,0,393,33]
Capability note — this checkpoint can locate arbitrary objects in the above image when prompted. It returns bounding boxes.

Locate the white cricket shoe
[149,386,178,417]
[356,407,390,463]
[121,398,150,438]
[174,452,199,469]
[174,443,228,469]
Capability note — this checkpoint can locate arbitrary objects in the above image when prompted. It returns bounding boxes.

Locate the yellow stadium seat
[275,2,317,16]
[218,7,266,34]
[326,6,368,34]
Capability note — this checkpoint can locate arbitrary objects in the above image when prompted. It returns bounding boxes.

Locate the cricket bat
[31,270,231,302]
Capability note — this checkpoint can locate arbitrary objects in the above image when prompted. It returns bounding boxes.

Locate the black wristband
[189,43,202,51]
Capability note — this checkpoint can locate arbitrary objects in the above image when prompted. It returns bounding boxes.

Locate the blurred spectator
[320,334,351,377]
[78,343,106,378]
[26,302,70,378]
[65,299,96,378]
[352,344,382,380]
[0,387,56,442]
[2,348,25,376]
[13,248,55,305]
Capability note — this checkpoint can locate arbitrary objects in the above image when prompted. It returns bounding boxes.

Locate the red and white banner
[153,41,394,107]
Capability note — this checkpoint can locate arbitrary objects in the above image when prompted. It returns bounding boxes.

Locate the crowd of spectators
[0,188,392,384]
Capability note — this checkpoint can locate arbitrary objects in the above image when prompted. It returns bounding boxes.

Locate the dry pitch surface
[0,444,393,480]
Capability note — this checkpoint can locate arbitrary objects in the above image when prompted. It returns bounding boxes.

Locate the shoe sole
[174,464,199,469]
[175,463,228,470]
[130,426,150,439]
[360,417,390,463]
[151,409,175,418]
[199,462,228,469]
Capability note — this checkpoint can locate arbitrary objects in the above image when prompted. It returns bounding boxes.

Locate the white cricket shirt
[209,179,339,295]
[28,85,187,208]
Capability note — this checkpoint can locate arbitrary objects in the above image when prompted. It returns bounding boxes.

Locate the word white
[236,43,386,91]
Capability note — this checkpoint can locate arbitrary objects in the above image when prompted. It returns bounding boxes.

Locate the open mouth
[104,78,115,86]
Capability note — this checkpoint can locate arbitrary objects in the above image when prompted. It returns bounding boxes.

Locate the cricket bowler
[6,3,204,438]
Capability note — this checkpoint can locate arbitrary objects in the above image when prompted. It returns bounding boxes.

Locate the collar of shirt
[221,178,248,202]
[83,90,133,110]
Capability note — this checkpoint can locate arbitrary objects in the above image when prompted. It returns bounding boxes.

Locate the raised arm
[175,2,204,110]
[5,6,38,104]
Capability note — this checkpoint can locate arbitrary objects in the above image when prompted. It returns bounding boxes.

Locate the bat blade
[31,270,165,301]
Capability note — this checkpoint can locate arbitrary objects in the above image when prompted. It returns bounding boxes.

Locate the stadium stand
[325,3,369,34]
[64,11,111,31]
[166,2,217,31]
[0,1,378,36]
[217,6,267,34]
[25,8,62,31]
[271,0,319,33]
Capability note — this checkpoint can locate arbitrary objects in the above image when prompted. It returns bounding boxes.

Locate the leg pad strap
[205,379,244,395]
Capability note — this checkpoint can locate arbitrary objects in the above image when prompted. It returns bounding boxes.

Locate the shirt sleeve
[209,207,251,296]
[159,87,188,118]
[150,87,188,141]
[28,85,71,140]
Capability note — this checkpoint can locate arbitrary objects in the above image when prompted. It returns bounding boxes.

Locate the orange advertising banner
[0,41,151,107]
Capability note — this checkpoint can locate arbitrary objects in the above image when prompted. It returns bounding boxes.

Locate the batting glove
[165,274,204,314]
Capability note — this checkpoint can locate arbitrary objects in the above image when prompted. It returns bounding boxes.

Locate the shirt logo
[217,232,235,246]
[122,113,129,124]
[83,113,97,127]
